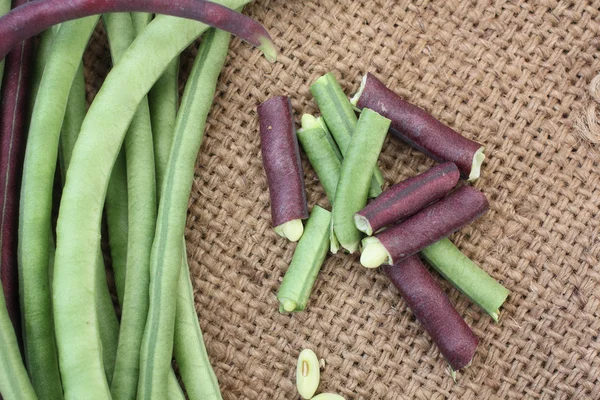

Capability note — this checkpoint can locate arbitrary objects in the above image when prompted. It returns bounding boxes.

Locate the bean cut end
[360,237,391,268]
[274,219,304,242]
[353,214,373,236]
[349,73,368,106]
[468,147,485,182]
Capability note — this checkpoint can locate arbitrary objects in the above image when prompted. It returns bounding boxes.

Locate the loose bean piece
[258,96,309,242]
[0,0,276,62]
[137,20,240,399]
[383,257,478,371]
[352,73,485,181]
[360,185,489,268]
[53,10,247,398]
[332,108,390,253]
[0,283,36,400]
[310,72,384,198]
[19,17,97,399]
[296,349,320,399]
[103,11,161,399]
[421,238,509,322]
[297,114,342,202]
[0,0,32,337]
[277,206,331,312]
[354,162,460,236]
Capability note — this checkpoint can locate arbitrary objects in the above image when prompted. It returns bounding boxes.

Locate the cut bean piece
[0,0,276,62]
[332,109,390,253]
[296,349,320,399]
[310,72,384,198]
[421,238,509,322]
[258,96,308,241]
[277,206,331,312]
[354,162,460,235]
[360,185,489,268]
[297,114,342,201]
[352,73,485,181]
[383,256,478,371]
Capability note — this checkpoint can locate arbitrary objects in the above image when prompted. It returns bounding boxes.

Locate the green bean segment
[421,238,510,322]
[310,72,384,198]
[298,114,342,202]
[137,21,240,399]
[332,109,390,253]
[54,12,241,398]
[19,16,99,400]
[0,284,37,400]
[29,27,57,112]
[0,0,10,93]
[278,206,331,312]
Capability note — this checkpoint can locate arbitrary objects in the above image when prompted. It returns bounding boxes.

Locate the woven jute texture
[82,1,600,399]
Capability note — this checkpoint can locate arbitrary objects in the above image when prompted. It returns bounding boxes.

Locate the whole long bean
[19,17,98,399]
[53,8,248,398]
[138,25,234,399]
[149,24,224,399]
[0,283,36,400]
[103,11,159,399]
[57,64,120,386]
[0,0,32,338]
[0,0,276,62]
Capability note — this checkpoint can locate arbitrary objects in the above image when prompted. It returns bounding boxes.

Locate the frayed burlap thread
[83,1,600,399]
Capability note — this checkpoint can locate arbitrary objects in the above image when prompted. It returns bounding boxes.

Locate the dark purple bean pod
[352,73,485,181]
[0,5,32,336]
[258,96,309,241]
[354,162,460,235]
[0,0,276,62]
[360,185,488,268]
[383,256,478,371]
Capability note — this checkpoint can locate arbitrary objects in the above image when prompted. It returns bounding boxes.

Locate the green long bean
[57,64,120,386]
[103,12,158,399]
[18,16,99,400]
[53,7,248,398]
[138,25,234,399]
[332,109,390,253]
[0,283,36,400]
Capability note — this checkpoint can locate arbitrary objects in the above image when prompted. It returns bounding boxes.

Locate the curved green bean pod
[18,16,99,400]
[0,283,36,400]
[53,7,246,398]
[103,11,158,399]
[57,64,120,385]
[138,26,233,399]
[29,26,58,113]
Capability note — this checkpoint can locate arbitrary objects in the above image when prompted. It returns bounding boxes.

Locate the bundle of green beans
[0,0,271,398]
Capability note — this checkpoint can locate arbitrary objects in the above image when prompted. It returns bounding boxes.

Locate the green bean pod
[138,25,234,399]
[103,11,159,399]
[18,16,99,400]
[131,12,152,33]
[332,109,390,253]
[29,25,58,113]
[57,63,120,385]
[0,0,9,93]
[277,206,331,312]
[298,114,342,202]
[53,10,246,398]
[309,72,385,198]
[0,283,36,400]
[421,238,510,322]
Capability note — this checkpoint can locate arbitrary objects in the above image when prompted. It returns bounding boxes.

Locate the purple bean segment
[258,96,309,241]
[361,185,488,268]
[352,73,485,181]
[354,162,459,235]
[383,256,478,371]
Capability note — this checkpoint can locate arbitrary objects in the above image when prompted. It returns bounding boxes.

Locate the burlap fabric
[82,1,600,399]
